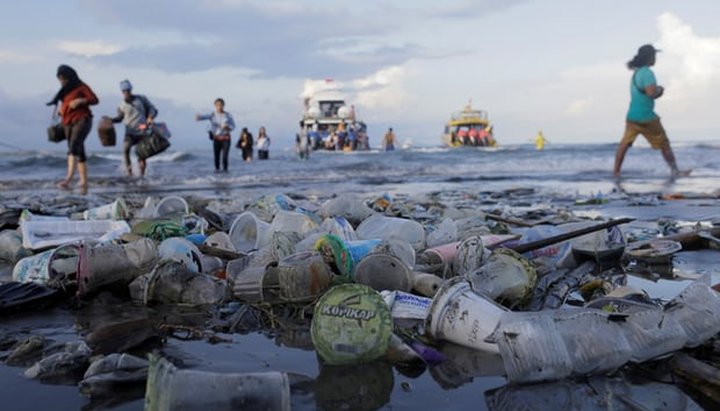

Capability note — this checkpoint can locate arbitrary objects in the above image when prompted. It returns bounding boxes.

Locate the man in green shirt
[613,44,687,177]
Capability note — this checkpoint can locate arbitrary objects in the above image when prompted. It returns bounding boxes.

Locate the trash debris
[130,261,227,306]
[625,239,683,264]
[20,220,131,250]
[311,284,393,365]
[24,341,92,383]
[145,354,291,411]
[79,353,149,398]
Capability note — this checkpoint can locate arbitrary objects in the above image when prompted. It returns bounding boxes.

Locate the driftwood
[486,214,536,228]
[505,218,635,254]
[670,352,720,403]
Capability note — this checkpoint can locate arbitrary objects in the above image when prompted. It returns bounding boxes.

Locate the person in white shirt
[256,126,271,160]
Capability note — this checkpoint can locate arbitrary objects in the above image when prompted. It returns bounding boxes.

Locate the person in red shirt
[47,65,98,194]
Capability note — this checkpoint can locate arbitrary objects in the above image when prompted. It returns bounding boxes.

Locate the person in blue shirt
[195,98,235,172]
[613,44,687,177]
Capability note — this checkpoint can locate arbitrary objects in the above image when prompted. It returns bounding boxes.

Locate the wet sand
[1,182,719,410]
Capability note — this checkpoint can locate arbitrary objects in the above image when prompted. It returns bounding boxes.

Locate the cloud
[564,97,594,115]
[80,0,412,78]
[57,40,123,58]
[424,0,530,19]
[656,12,720,112]
[0,49,40,64]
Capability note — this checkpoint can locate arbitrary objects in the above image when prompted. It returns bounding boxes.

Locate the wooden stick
[505,218,635,254]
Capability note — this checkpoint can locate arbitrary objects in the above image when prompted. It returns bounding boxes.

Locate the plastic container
[12,243,79,285]
[311,284,393,365]
[153,196,189,218]
[346,239,383,265]
[356,215,425,251]
[145,355,290,411]
[381,290,432,320]
[467,248,537,305]
[276,251,334,303]
[412,272,443,297]
[141,261,226,305]
[76,238,157,298]
[426,218,458,248]
[320,196,376,225]
[425,277,508,353]
[0,229,32,263]
[228,211,271,252]
[452,236,489,276]
[625,240,682,264]
[203,232,236,253]
[319,216,357,242]
[20,220,131,250]
[229,264,280,303]
[506,225,572,265]
[270,210,318,237]
[422,241,460,265]
[664,281,720,347]
[83,198,128,220]
[353,253,413,292]
[157,237,203,273]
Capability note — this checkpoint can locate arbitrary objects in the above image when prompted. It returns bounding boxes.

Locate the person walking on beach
[47,65,99,194]
[257,126,270,160]
[296,125,311,160]
[382,127,397,151]
[613,44,688,177]
[108,80,158,177]
[196,98,235,172]
[237,127,254,162]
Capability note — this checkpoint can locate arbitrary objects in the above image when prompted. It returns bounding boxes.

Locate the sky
[1,0,720,151]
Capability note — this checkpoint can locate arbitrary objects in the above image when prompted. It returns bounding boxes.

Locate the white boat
[299,80,369,152]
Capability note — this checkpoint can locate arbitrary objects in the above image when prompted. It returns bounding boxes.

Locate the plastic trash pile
[1,190,720,409]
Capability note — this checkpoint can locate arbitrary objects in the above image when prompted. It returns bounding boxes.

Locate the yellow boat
[441,102,496,148]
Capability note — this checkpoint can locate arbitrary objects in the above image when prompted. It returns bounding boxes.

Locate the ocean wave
[10,152,68,168]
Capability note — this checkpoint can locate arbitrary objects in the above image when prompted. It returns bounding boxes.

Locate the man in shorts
[613,44,687,177]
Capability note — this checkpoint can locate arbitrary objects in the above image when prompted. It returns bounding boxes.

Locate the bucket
[466,248,537,306]
[97,117,116,146]
[229,263,280,304]
[76,238,158,298]
[353,253,413,292]
[83,198,128,220]
[12,243,80,286]
[145,354,290,411]
[452,236,489,276]
[228,211,271,253]
[154,196,189,218]
[425,277,508,353]
[157,237,203,273]
[311,284,393,365]
[276,251,334,303]
[356,215,425,251]
[203,232,236,253]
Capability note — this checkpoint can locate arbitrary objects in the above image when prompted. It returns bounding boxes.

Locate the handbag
[47,107,66,143]
[136,132,171,160]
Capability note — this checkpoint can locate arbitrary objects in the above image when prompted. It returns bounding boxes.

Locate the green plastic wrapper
[314,234,353,278]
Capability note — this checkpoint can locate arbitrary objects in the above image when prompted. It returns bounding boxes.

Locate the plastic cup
[154,196,189,218]
[145,354,290,411]
[353,253,413,292]
[423,241,460,265]
[346,239,383,265]
[411,272,443,297]
[320,216,357,242]
[356,215,425,251]
[276,251,334,302]
[452,236,489,276]
[425,277,508,353]
[229,211,271,253]
[12,243,80,285]
[270,210,318,237]
[157,237,203,273]
[202,232,237,253]
[83,198,129,220]
[228,263,280,304]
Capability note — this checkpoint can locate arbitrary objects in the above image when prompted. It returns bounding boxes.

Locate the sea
[1,141,719,199]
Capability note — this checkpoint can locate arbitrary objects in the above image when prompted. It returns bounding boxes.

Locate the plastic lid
[311,284,393,365]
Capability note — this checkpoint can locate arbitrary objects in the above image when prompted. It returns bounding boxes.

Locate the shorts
[620,117,670,150]
[64,115,92,162]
